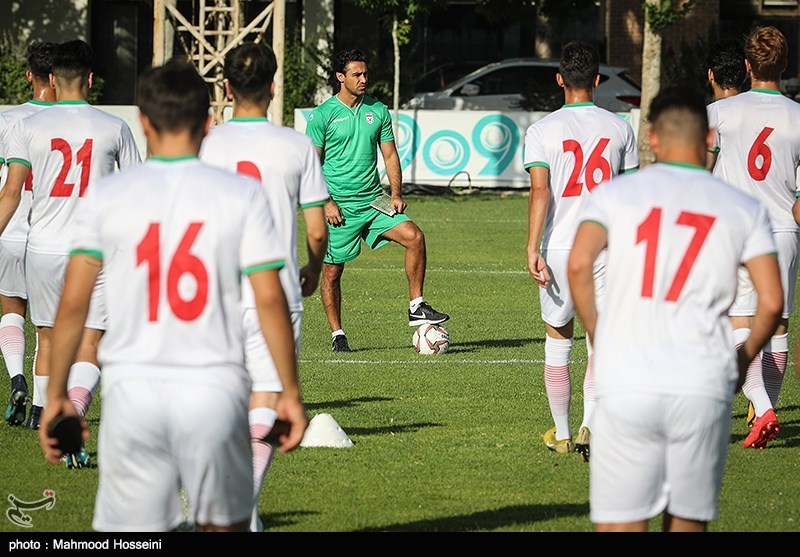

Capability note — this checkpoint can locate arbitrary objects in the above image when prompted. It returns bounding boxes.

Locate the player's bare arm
[380,140,406,214]
[738,253,783,391]
[0,162,28,237]
[300,205,328,297]
[527,166,551,287]
[568,221,608,344]
[248,268,308,453]
[38,254,99,463]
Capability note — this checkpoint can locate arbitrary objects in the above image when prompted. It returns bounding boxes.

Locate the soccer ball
[412,324,450,354]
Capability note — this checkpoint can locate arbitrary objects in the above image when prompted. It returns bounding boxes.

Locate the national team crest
[365,112,374,124]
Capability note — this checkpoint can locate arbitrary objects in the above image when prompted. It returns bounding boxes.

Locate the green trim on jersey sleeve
[620,166,639,174]
[243,260,285,275]
[70,248,103,260]
[580,220,608,232]
[795,191,800,198]
[7,158,31,168]
[524,162,550,170]
[300,199,329,209]
[0,158,5,164]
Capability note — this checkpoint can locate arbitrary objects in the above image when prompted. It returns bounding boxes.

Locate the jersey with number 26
[7,101,140,255]
[708,90,800,233]
[523,102,639,251]
[580,163,775,401]
[72,158,285,373]
[200,119,329,312]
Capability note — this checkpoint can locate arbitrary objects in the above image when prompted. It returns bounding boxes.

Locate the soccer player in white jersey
[569,86,783,532]
[707,26,800,448]
[200,42,328,532]
[0,40,141,463]
[0,41,56,428]
[38,61,307,532]
[523,41,639,460]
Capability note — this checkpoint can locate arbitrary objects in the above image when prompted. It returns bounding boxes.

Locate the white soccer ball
[412,324,450,354]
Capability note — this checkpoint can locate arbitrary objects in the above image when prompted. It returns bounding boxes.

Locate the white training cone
[300,413,354,448]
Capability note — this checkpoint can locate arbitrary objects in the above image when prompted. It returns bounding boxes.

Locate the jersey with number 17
[580,163,776,400]
[6,101,141,255]
[708,90,800,233]
[72,158,285,375]
[523,102,639,251]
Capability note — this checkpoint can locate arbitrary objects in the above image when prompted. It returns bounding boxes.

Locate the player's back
[11,102,140,254]
[200,120,328,312]
[708,90,800,232]
[77,158,281,384]
[0,101,51,242]
[586,163,775,400]
[524,103,638,250]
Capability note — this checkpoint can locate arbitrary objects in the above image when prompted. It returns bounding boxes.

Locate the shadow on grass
[306,396,394,411]
[261,510,321,530]
[732,403,800,421]
[730,418,800,448]
[347,422,443,437]
[354,502,589,532]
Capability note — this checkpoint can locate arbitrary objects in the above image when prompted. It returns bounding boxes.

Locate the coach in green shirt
[306,49,449,352]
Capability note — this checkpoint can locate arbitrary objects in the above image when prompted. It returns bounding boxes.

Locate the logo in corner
[6,490,56,528]
[365,112,374,125]
[308,113,314,121]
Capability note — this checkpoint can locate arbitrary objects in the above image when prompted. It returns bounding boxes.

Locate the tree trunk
[638,1,661,167]
[392,14,401,136]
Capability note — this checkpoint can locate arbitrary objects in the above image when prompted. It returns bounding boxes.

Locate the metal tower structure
[153,0,285,125]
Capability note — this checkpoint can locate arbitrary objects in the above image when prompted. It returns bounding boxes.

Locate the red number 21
[136,223,209,322]
[636,208,716,302]
[50,138,93,197]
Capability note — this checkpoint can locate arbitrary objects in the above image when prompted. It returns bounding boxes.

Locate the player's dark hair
[333,49,367,77]
[745,26,788,82]
[26,41,57,82]
[52,40,94,82]
[224,42,276,104]
[705,40,747,91]
[559,41,600,90]
[648,85,709,144]
[137,60,210,139]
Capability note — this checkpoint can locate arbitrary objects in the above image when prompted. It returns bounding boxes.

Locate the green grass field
[1,193,799,532]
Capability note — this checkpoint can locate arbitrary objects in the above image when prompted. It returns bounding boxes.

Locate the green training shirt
[305,94,394,208]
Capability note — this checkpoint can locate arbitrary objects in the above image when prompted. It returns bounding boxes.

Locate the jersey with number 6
[6,101,141,255]
[0,101,52,243]
[580,163,776,400]
[523,102,639,251]
[707,90,800,233]
[200,118,329,312]
[72,158,285,377]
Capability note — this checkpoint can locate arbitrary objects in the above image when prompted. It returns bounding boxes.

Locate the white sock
[410,297,424,313]
[33,375,48,408]
[544,335,573,440]
[762,333,788,408]
[332,329,345,338]
[581,336,595,431]
[734,328,772,417]
[0,313,26,379]
[249,407,278,533]
[66,362,101,417]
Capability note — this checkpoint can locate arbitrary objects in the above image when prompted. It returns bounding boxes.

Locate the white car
[404,58,642,113]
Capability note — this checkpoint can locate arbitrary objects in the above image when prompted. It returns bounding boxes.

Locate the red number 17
[636,208,716,302]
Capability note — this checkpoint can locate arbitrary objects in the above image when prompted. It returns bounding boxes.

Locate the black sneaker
[4,375,28,426]
[26,405,42,431]
[408,302,449,326]
[332,335,352,353]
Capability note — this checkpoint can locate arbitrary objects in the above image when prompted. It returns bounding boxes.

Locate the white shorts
[539,249,606,328]
[242,307,302,393]
[590,393,731,524]
[0,240,27,299]
[92,376,252,532]
[25,251,107,329]
[729,231,798,319]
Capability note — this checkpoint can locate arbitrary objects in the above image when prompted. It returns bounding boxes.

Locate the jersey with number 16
[6,101,140,255]
[708,90,800,233]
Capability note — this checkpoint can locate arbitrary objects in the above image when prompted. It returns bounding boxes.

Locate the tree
[638,0,697,165]
[354,0,444,133]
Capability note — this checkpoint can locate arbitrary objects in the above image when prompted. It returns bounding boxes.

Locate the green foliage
[354,0,445,47]
[281,30,332,127]
[0,32,105,105]
[663,28,718,101]
[642,0,697,35]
